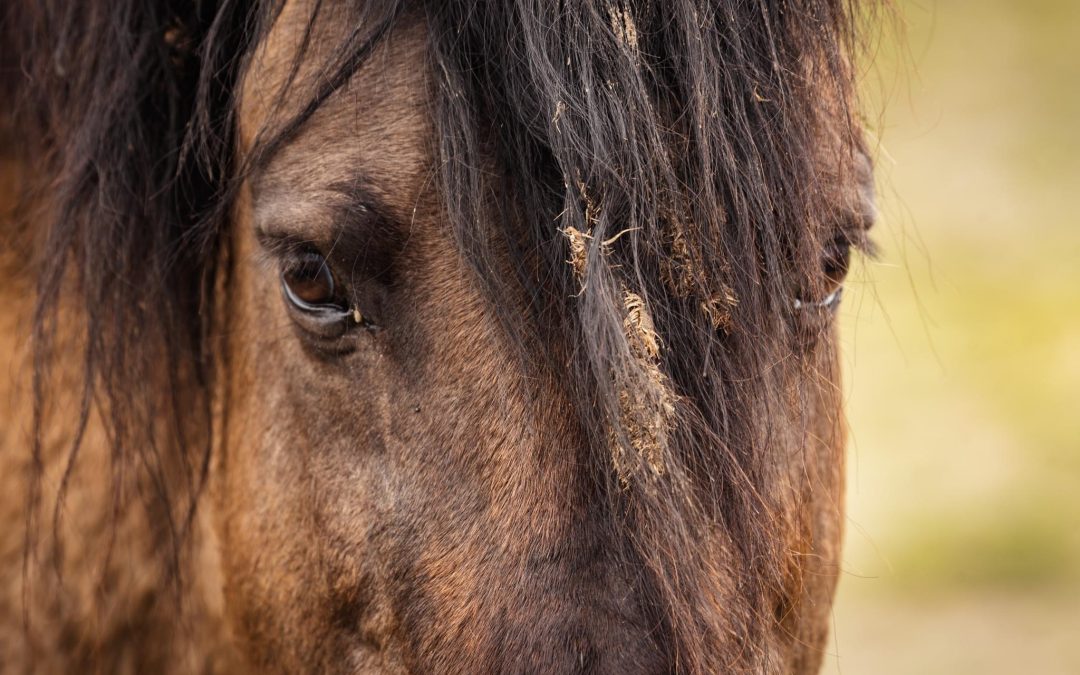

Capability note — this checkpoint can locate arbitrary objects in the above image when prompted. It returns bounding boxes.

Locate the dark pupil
[284,255,335,306]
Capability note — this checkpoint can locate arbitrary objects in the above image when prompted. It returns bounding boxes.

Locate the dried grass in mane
[9,0,875,671]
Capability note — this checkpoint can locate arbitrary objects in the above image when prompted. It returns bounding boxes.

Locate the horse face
[214,3,863,673]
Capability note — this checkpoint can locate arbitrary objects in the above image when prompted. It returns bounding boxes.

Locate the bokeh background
[823,1,1080,672]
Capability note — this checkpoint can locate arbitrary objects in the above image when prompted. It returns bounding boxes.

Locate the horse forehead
[238,2,432,198]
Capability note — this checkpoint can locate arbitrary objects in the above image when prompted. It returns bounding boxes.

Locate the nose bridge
[394,430,673,673]
[504,393,673,673]
[544,517,673,674]
[462,518,672,674]
[388,505,673,673]
[512,413,673,673]
[537,530,669,670]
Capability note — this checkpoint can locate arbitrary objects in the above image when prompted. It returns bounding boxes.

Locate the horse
[0,1,877,672]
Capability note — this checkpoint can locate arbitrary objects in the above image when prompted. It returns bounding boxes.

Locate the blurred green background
[823,0,1080,672]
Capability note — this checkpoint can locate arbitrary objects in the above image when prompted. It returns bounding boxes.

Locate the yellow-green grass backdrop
[824,1,1080,672]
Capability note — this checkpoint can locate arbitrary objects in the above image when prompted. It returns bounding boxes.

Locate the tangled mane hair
[10,0,874,671]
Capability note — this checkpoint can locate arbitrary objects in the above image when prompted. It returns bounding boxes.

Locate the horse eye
[282,251,340,309]
[793,233,853,313]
